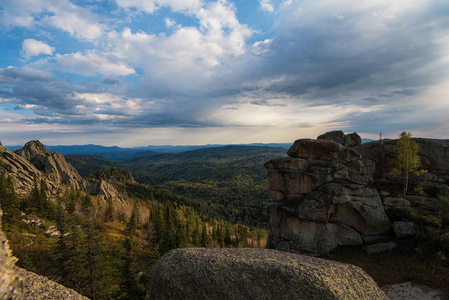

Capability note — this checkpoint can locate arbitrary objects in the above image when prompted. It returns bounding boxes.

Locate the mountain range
[5,143,292,160]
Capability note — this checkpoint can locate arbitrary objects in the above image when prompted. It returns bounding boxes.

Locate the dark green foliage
[200,223,208,247]
[68,146,287,227]
[115,237,147,300]
[0,174,20,225]
[90,167,134,183]
[21,176,56,219]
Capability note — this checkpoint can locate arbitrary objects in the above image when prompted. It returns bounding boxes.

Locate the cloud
[3,0,449,144]
[0,0,106,42]
[101,77,121,85]
[115,0,203,14]
[54,51,136,76]
[21,39,55,58]
[164,17,176,28]
[0,66,54,82]
[45,9,105,41]
[107,1,252,99]
[259,0,274,12]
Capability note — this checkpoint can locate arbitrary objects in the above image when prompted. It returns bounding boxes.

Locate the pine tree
[103,196,114,222]
[160,202,177,254]
[192,222,200,247]
[200,223,208,247]
[217,225,224,248]
[116,237,147,300]
[224,227,232,246]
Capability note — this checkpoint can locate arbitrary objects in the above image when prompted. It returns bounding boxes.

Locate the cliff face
[265,133,390,254]
[0,140,87,195]
[0,208,88,300]
[0,141,44,195]
[265,131,449,255]
[14,140,87,191]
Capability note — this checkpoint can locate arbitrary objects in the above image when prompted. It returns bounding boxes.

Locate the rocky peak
[14,140,51,161]
[1,140,87,194]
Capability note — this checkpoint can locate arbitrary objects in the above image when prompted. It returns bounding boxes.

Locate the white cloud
[21,39,55,58]
[164,18,176,28]
[252,39,272,55]
[45,10,104,41]
[0,0,106,42]
[54,50,135,76]
[115,0,203,14]
[107,1,253,93]
[259,0,274,12]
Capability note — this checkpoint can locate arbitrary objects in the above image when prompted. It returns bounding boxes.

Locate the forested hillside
[67,145,288,227]
[0,173,267,299]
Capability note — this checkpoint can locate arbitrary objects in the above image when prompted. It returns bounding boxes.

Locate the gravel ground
[382,282,448,300]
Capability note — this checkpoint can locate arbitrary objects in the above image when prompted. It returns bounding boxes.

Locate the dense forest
[67,145,287,227]
[0,172,267,299]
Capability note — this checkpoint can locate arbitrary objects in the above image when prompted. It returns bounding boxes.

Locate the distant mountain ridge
[5,143,292,160]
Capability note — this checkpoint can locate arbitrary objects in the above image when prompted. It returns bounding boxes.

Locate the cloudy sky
[0,0,448,146]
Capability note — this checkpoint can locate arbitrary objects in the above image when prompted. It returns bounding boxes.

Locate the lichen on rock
[148,248,388,300]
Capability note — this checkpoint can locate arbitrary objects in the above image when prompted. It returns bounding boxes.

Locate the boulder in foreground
[148,248,388,300]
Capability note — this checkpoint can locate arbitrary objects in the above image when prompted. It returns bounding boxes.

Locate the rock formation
[89,179,123,201]
[0,140,87,195]
[317,130,362,147]
[266,131,449,255]
[14,140,87,191]
[0,208,87,300]
[1,140,129,203]
[148,248,388,300]
[0,141,44,196]
[89,167,136,201]
[265,134,391,254]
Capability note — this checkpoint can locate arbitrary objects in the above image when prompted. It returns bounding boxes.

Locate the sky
[1,0,449,147]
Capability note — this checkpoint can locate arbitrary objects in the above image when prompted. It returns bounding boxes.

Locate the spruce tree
[200,223,208,247]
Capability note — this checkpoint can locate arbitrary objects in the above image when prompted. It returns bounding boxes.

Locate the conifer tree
[224,227,232,246]
[160,202,177,254]
[116,237,147,300]
[192,222,200,247]
[200,223,208,247]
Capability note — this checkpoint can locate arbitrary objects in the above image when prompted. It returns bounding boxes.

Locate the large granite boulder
[148,248,388,300]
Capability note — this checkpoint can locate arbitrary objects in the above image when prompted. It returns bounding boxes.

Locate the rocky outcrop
[0,142,43,195]
[148,248,388,300]
[88,167,136,201]
[90,179,123,201]
[0,208,87,300]
[265,134,392,254]
[0,140,88,195]
[14,141,87,191]
[317,130,362,147]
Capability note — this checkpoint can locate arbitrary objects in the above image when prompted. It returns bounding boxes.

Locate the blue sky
[1,0,449,146]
